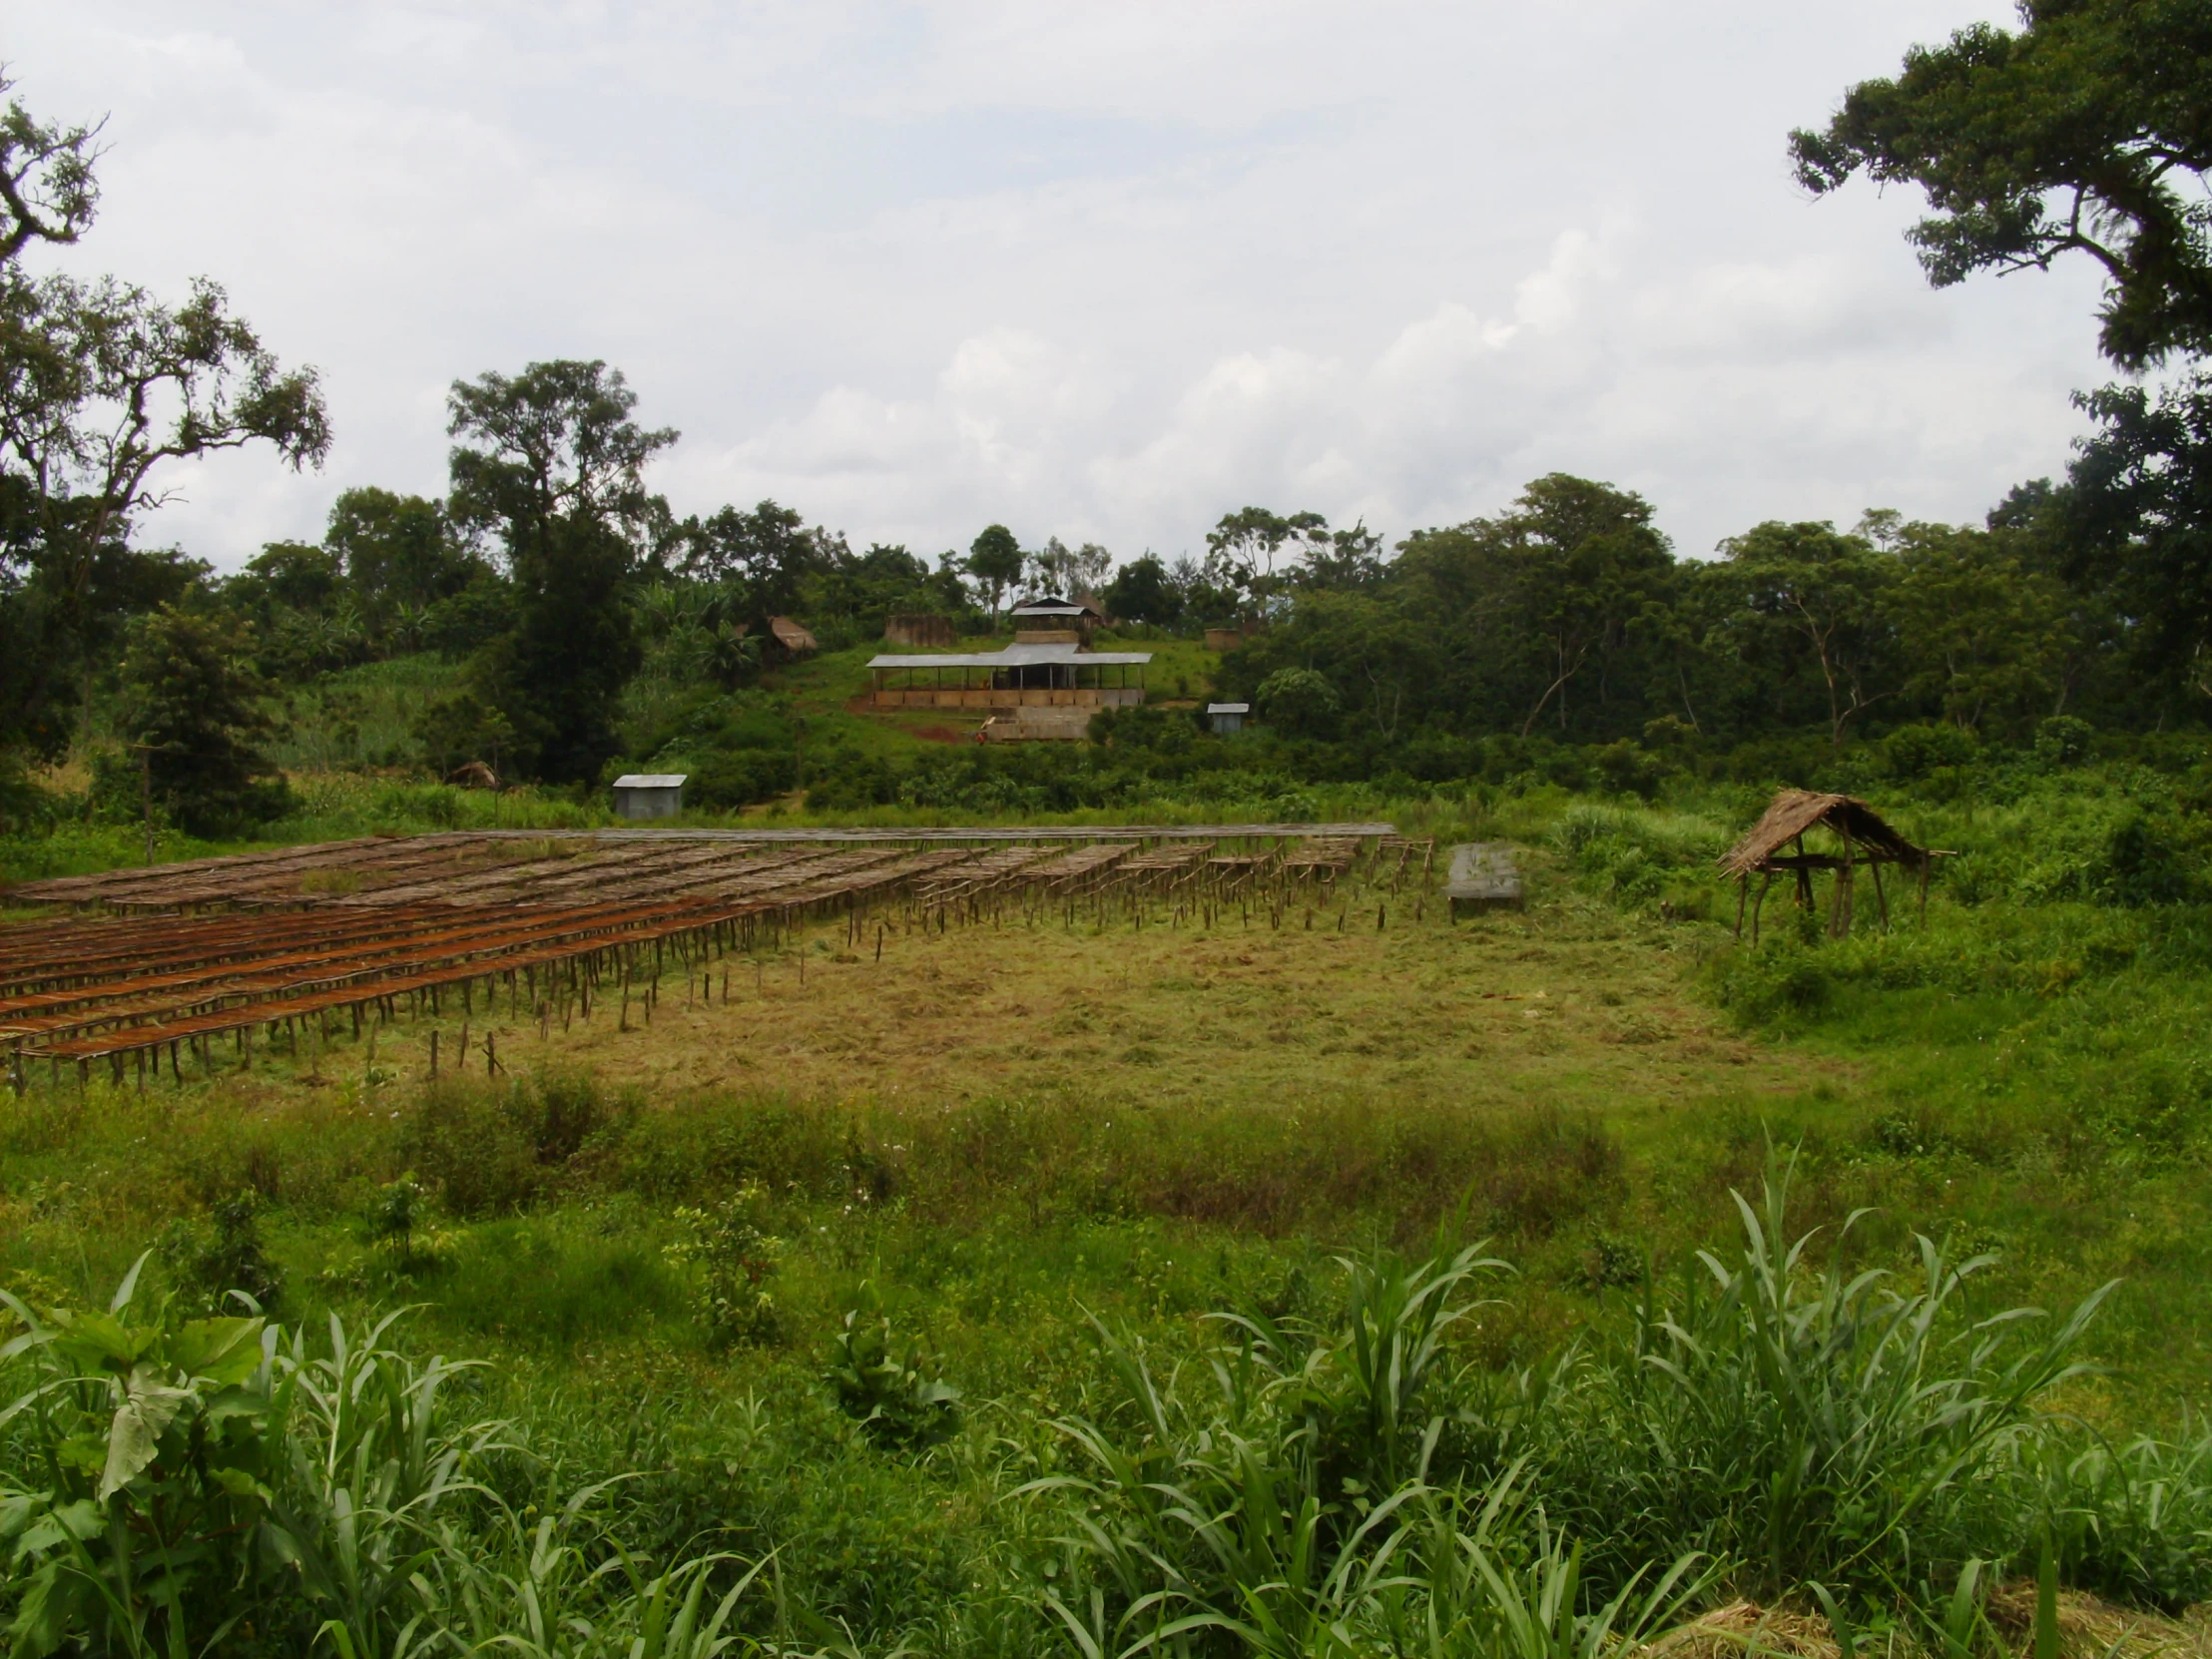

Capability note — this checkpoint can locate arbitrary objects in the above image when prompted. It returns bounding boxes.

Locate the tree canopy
[1791,0,2212,369]
[0,76,328,760]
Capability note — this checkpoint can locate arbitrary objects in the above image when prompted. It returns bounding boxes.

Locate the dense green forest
[7,7,2212,839]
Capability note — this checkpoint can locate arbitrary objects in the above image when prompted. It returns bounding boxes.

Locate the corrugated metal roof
[867,643,1152,669]
[613,775,688,789]
[1207,703,1251,714]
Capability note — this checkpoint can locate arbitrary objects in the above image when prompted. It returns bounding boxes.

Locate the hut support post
[1751,871,1773,944]
[1830,831,1855,938]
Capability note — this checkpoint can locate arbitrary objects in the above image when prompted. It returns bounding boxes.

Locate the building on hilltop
[865,640,1150,712]
[1009,594,1103,645]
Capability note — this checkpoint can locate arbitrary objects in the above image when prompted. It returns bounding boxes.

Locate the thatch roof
[769,615,819,653]
[1719,790,1929,876]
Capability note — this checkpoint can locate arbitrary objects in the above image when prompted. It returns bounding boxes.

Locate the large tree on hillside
[1102,553,1181,627]
[674,498,833,627]
[1791,0,2212,370]
[966,524,1023,618]
[1205,506,1329,624]
[446,359,675,783]
[0,77,328,758]
[324,486,478,644]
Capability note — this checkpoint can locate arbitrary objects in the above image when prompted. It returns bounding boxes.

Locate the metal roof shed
[1206,702,1250,734]
[612,774,688,821]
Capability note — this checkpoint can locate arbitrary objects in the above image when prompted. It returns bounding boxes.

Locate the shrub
[663,1182,785,1348]
[828,1282,961,1449]
[158,1189,283,1313]
[1710,937,1835,1023]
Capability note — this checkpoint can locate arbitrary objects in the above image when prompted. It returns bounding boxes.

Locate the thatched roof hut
[768,616,820,656]
[1720,791,1929,876]
[1721,790,1939,939]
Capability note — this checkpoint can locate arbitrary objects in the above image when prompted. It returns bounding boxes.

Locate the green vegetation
[9,15,2212,1652]
[11,763,2212,1649]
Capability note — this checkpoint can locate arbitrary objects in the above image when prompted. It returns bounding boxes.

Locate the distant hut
[1206,702,1250,735]
[1009,595,1102,645]
[1720,790,1942,940]
[768,616,819,657]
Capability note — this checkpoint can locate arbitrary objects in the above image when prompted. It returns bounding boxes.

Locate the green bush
[664,1182,785,1348]
[827,1282,961,1449]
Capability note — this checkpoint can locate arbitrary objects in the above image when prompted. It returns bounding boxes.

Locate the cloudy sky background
[10,1,2118,572]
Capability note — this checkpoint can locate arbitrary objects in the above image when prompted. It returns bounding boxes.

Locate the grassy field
[7,787,2212,1654]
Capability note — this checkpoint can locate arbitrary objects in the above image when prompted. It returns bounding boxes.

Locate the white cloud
[8,0,2104,568]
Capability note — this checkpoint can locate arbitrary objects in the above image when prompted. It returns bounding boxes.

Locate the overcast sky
[10,1,2117,572]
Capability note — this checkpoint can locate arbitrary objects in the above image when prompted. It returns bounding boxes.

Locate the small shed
[1720,789,1941,939]
[612,773,687,821]
[1206,702,1250,735]
[768,616,819,656]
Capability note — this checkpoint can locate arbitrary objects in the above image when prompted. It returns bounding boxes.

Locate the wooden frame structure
[864,640,1150,710]
[1721,790,1943,941]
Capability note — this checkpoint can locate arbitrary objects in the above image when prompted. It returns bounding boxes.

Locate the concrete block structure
[612,774,687,821]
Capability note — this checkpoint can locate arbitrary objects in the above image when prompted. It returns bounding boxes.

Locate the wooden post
[140,745,154,866]
[1831,831,1855,938]
[429,1029,439,1079]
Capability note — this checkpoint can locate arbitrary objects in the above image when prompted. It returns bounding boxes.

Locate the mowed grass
[511,884,1778,1115]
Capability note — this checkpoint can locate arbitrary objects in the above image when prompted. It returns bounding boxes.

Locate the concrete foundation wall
[869,687,1143,711]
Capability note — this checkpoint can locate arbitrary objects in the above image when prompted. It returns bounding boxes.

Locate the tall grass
[6,1152,2209,1654]
[1011,1165,2204,1656]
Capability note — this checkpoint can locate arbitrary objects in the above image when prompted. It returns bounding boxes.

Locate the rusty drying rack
[0,825,1423,1092]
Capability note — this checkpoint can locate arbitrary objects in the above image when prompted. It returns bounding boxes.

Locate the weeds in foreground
[5,1166,2209,1656]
